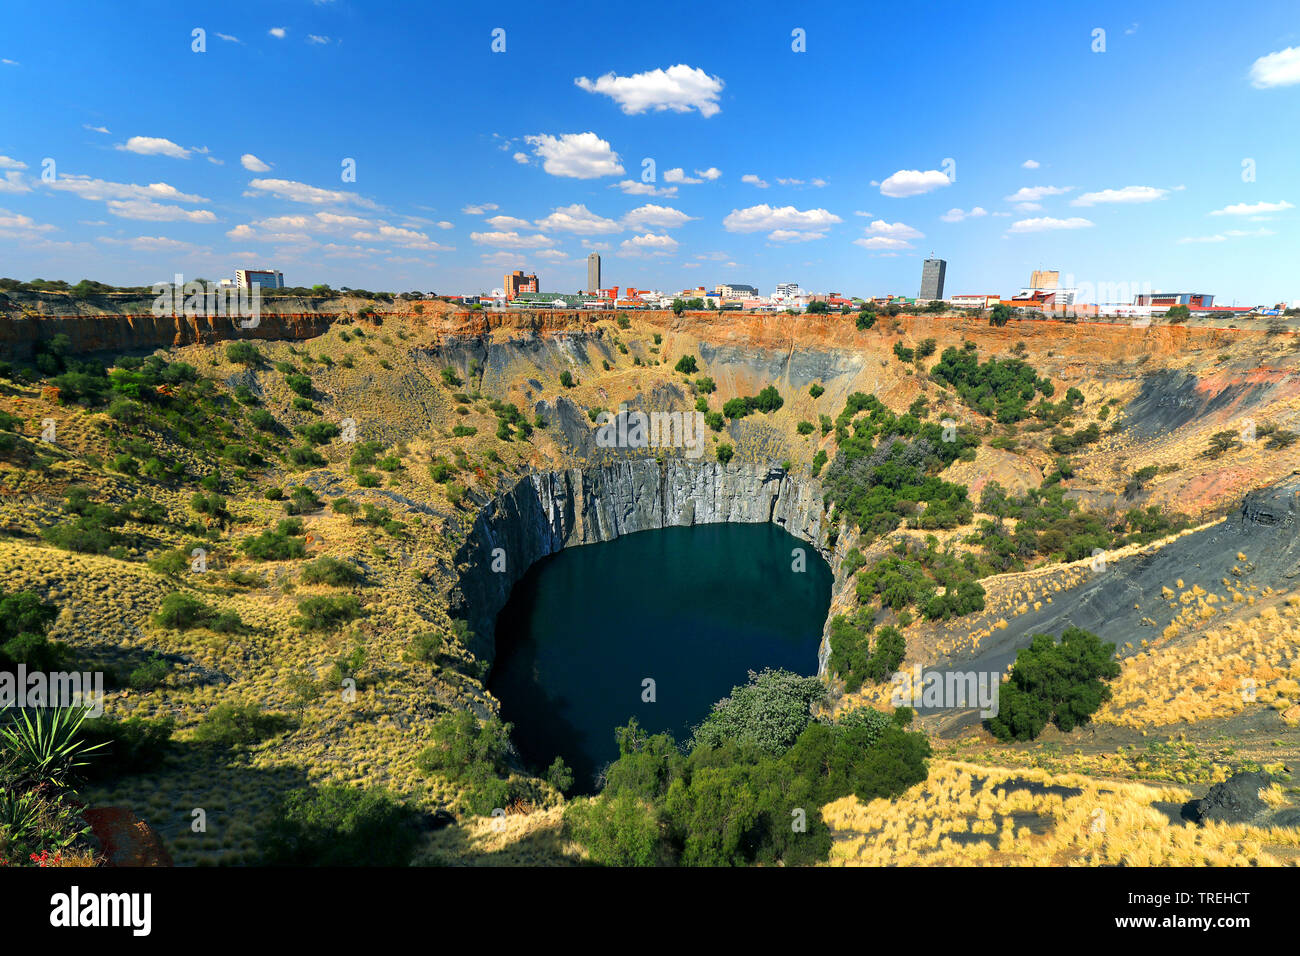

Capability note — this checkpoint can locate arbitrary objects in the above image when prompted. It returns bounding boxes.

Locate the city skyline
[1,1,1298,303]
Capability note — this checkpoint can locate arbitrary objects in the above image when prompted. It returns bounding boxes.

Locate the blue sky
[1,0,1298,303]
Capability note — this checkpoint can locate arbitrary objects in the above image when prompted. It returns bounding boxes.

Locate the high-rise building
[919,258,946,300]
[236,268,284,290]
[503,270,538,300]
[1029,269,1060,290]
[587,253,601,294]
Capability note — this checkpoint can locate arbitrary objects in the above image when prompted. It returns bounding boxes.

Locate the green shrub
[193,702,296,748]
[984,627,1119,741]
[292,595,362,631]
[261,784,423,866]
[300,556,363,587]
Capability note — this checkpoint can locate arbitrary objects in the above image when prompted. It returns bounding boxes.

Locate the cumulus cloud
[574,64,724,117]
[240,153,272,172]
[0,172,29,193]
[722,204,842,233]
[98,235,195,251]
[664,168,701,184]
[862,219,923,240]
[524,132,624,179]
[245,177,379,208]
[462,203,499,215]
[269,27,286,38]
[853,236,911,250]
[696,167,721,181]
[741,174,768,188]
[879,169,951,198]
[484,215,534,231]
[1004,185,1073,203]
[106,199,217,222]
[470,231,555,248]
[512,152,529,164]
[1250,46,1300,88]
[768,230,825,242]
[1071,185,1168,206]
[116,136,194,159]
[1006,216,1094,233]
[622,203,694,229]
[45,174,208,204]
[0,208,56,236]
[1022,159,1040,169]
[940,206,987,222]
[534,203,622,234]
[617,232,678,256]
[1209,199,1294,216]
[611,180,677,197]
[0,156,26,170]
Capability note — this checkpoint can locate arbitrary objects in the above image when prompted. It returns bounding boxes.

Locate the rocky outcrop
[450,460,835,665]
[1184,771,1276,826]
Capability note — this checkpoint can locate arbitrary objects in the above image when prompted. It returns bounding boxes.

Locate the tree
[806,300,830,314]
[1166,304,1191,323]
[674,355,698,374]
[984,627,1119,741]
[989,304,1012,327]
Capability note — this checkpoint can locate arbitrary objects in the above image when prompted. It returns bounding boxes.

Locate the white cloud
[436,221,453,230]
[617,232,678,256]
[216,33,240,43]
[574,64,724,117]
[98,235,195,251]
[768,230,825,242]
[1015,202,1043,212]
[664,168,701,184]
[470,230,555,248]
[940,206,987,222]
[1,59,19,66]
[777,178,804,186]
[1004,185,1073,202]
[611,180,678,197]
[534,203,622,234]
[722,204,842,233]
[45,175,208,204]
[106,199,217,222]
[117,136,193,159]
[853,210,874,218]
[240,153,272,172]
[696,167,721,181]
[512,151,529,164]
[741,174,768,188]
[1071,185,1168,206]
[1021,159,1040,169]
[1007,216,1094,233]
[1250,46,1300,88]
[484,215,534,231]
[622,203,694,229]
[0,208,55,236]
[863,219,923,240]
[83,124,110,134]
[853,236,911,250]
[524,132,624,179]
[1180,227,1278,244]
[307,34,330,44]
[0,156,26,170]
[462,203,499,215]
[1209,200,1294,216]
[269,27,286,38]
[879,169,951,198]
[0,171,29,193]
[351,224,448,250]
[245,177,378,208]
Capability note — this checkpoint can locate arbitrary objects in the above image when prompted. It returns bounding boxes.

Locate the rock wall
[450,460,844,669]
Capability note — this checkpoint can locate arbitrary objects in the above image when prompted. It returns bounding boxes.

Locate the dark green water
[488,522,832,792]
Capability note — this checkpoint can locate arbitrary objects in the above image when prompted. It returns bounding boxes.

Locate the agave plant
[0,707,108,789]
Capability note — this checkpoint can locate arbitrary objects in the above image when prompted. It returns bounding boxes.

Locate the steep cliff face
[450,460,839,667]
